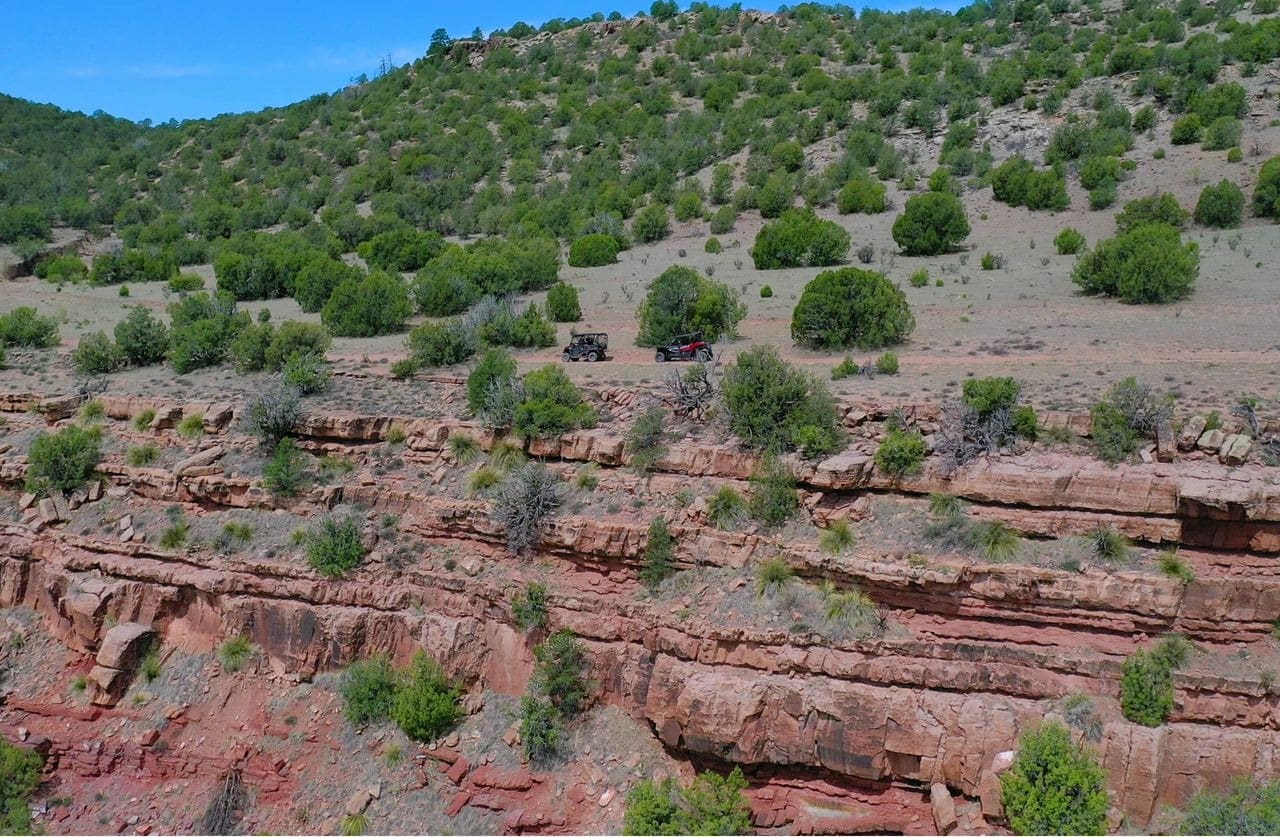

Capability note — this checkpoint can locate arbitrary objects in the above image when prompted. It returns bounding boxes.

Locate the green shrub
[568,233,619,267]
[295,257,361,313]
[92,248,177,286]
[1171,114,1202,145]
[531,630,590,718]
[1202,117,1242,151]
[891,191,970,255]
[339,656,396,725]
[520,696,560,763]
[323,271,412,337]
[466,347,518,414]
[1120,648,1175,726]
[176,414,205,439]
[989,157,1069,211]
[25,425,101,496]
[513,365,596,439]
[635,265,745,346]
[1054,228,1086,255]
[909,269,929,288]
[72,331,126,374]
[545,283,582,322]
[791,267,915,350]
[0,738,44,835]
[390,358,420,380]
[1073,224,1197,303]
[114,307,169,367]
[126,444,160,467]
[357,228,443,272]
[243,380,302,446]
[623,768,752,837]
[1089,183,1117,210]
[751,207,850,270]
[0,307,59,348]
[168,272,204,293]
[640,516,677,591]
[1194,180,1244,228]
[748,456,799,527]
[1177,778,1280,835]
[875,352,899,375]
[831,356,859,380]
[262,438,308,496]
[512,582,550,632]
[1116,193,1187,233]
[282,352,330,394]
[875,429,927,477]
[407,319,477,368]
[305,515,367,578]
[166,291,249,373]
[999,722,1108,836]
[709,205,736,234]
[35,254,88,283]
[1253,156,1280,219]
[264,321,330,370]
[0,205,51,243]
[631,204,670,243]
[837,177,888,214]
[391,651,461,742]
[704,237,723,255]
[722,345,841,457]
[1079,156,1122,191]
[1227,147,1243,163]
[1089,377,1171,463]
[475,301,557,349]
[759,284,773,298]
[626,405,668,472]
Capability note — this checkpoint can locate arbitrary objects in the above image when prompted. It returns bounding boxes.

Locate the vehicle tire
[562,352,571,362]
[695,347,712,362]
[655,351,666,363]
[587,351,599,362]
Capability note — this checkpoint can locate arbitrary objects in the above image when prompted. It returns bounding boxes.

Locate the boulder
[1197,428,1225,453]
[95,622,154,670]
[1178,416,1206,451]
[1155,420,1175,462]
[930,783,957,834]
[1219,434,1251,466]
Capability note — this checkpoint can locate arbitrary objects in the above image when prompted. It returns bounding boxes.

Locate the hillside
[2,0,1280,835]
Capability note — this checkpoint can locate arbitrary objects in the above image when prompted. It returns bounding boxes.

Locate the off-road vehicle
[561,332,609,362]
[654,332,713,363]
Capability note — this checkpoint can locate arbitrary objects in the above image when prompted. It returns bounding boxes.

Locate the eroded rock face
[3,386,1280,832]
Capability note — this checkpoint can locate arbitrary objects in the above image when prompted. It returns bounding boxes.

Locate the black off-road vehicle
[654,332,713,363]
[562,332,609,362]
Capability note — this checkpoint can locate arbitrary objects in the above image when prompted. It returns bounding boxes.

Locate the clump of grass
[341,812,369,836]
[222,521,253,543]
[818,519,855,556]
[754,557,794,598]
[133,408,156,430]
[467,466,503,497]
[218,635,255,672]
[382,743,404,767]
[574,464,599,490]
[79,399,105,422]
[1153,633,1194,670]
[968,520,1020,562]
[928,492,964,522]
[176,414,204,440]
[141,648,162,682]
[71,674,88,693]
[1158,548,1194,583]
[385,423,407,445]
[1088,526,1130,564]
[707,486,747,530]
[448,433,480,465]
[159,520,190,549]
[490,438,526,471]
[126,444,160,467]
[822,586,880,635]
[317,455,355,478]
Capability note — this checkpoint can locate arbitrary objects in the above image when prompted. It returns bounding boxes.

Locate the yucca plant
[969,520,1020,562]
[467,466,503,497]
[490,438,526,471]
[754,557,794,598]
[1158,548,1193,583]
[448,433,480,465]
[707,485,748,530]
[1089,526,1130,563]
[818,519,856,555]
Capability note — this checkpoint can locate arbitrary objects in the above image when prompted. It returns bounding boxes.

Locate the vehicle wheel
[696,347,712,362]
[587,351,599,362]
[655,351,666,363]
[562,352,571,362]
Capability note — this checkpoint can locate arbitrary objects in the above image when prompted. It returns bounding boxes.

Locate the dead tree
[662,358,719,421]
[200,769,246,836]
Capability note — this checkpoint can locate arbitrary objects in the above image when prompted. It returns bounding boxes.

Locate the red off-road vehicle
[654,332,713,363]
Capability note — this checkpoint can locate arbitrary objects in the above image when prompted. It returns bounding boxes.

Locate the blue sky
[2,1,958,123]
